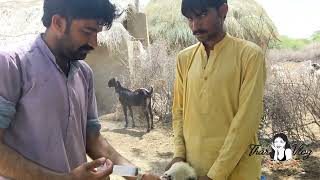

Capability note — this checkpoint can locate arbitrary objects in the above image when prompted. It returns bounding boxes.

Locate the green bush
[271,36,310,50]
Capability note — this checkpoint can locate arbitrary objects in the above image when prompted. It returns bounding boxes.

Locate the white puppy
[161,162,197,180]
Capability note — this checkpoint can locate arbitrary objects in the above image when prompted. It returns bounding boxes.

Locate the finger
[86,157,107,170]
[104,159,113,172]
[165,159,177,171]
[93,159,113,178]
[166,159,179,171]
[164,163,172,171]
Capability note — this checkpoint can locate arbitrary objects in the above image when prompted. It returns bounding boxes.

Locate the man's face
[58,19,103,61]
[274,137,286,149]
[186,8,224,43]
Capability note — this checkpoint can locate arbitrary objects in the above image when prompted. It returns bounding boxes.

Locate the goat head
[108,78,117,87]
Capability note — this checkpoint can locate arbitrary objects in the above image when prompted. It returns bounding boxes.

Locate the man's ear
[51,15,68,37]
[218,3,228,19]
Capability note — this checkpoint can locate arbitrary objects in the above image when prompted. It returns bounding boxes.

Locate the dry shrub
[129,39,176,122]
[262,60,320,142]
[268,42,320,64]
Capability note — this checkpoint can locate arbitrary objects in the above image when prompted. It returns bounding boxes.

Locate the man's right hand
[165,157,185,171]
[67,157,113,180]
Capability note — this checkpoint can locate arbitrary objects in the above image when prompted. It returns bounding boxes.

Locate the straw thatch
[145,0,278,49]
[0,0,133,51]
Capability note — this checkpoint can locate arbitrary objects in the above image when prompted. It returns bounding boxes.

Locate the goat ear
[115,81,121,87]
[109,78,114,83]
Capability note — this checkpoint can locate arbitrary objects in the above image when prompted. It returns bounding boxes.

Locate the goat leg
[148,103,154,129]
[144,110,150,132]
[129,106,135,128]
[123,105,129,128]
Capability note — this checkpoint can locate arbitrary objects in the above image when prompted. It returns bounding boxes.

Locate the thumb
[104,159,113,169]
[86,157,107,170]
[165,161,174,171]
[93,159,114,179]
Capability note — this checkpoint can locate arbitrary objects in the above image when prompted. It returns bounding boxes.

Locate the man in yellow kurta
[166,0,266,180]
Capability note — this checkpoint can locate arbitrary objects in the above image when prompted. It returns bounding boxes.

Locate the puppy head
[161,162,197,180]
[312,63,320,70]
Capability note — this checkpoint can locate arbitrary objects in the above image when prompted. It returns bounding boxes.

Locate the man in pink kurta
[0,35,100,176]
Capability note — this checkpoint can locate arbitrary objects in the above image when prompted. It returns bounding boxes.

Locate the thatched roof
[0,0,133,50]
[145,0,278,49]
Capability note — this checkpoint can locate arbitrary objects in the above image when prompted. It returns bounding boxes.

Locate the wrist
[136,173,145,180]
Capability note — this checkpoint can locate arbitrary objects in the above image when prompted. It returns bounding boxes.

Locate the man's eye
[83,31,91,36]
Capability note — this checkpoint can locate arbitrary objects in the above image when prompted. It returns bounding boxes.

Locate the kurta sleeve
[86,66,101,134]
[207,48,266,179]
[172,54,186,159]
[0,53,21,129]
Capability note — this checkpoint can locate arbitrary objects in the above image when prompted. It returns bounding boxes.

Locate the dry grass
[145,0,278,49]
[0,0,133,50]
[268,43,320,64]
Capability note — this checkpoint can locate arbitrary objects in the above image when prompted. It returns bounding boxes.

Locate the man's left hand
[198,176,212,180]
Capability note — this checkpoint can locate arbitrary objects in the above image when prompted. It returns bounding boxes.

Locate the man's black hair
[42,0,118,29]
[181,0,227,17]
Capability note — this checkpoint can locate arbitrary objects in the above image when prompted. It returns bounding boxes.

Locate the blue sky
[141,0,320,39]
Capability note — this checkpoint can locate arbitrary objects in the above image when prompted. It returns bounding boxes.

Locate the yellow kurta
[172,34,266,180]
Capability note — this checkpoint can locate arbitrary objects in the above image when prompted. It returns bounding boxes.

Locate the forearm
[0,142,65,180]
[172,62,186,159]
[86,132,133,166]
[172,114,186,159]
[274,151,278,160]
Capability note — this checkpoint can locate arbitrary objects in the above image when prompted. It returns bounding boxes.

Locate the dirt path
[100,114,174,176]
[99,114,320,180]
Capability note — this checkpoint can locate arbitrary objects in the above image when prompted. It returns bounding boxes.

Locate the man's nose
[191,19,201,31]
[88,34,98,48]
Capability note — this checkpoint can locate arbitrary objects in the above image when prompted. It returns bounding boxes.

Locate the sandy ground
[99,114,174,176]
[99,113,320,180]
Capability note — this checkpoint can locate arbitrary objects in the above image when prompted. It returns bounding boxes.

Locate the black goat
[108,78,154,132]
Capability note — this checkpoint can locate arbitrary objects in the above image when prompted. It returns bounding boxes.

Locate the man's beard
[72,44,94,60]
[194,30,218,43]
[193,18,224,43]
[58,36,94,61]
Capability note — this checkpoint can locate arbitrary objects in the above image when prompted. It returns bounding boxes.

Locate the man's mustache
[78,44,94,52]
[193,29,208,35]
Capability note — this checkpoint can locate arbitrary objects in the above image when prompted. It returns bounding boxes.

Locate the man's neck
[203,32,226,57]
[42,33,70,76]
